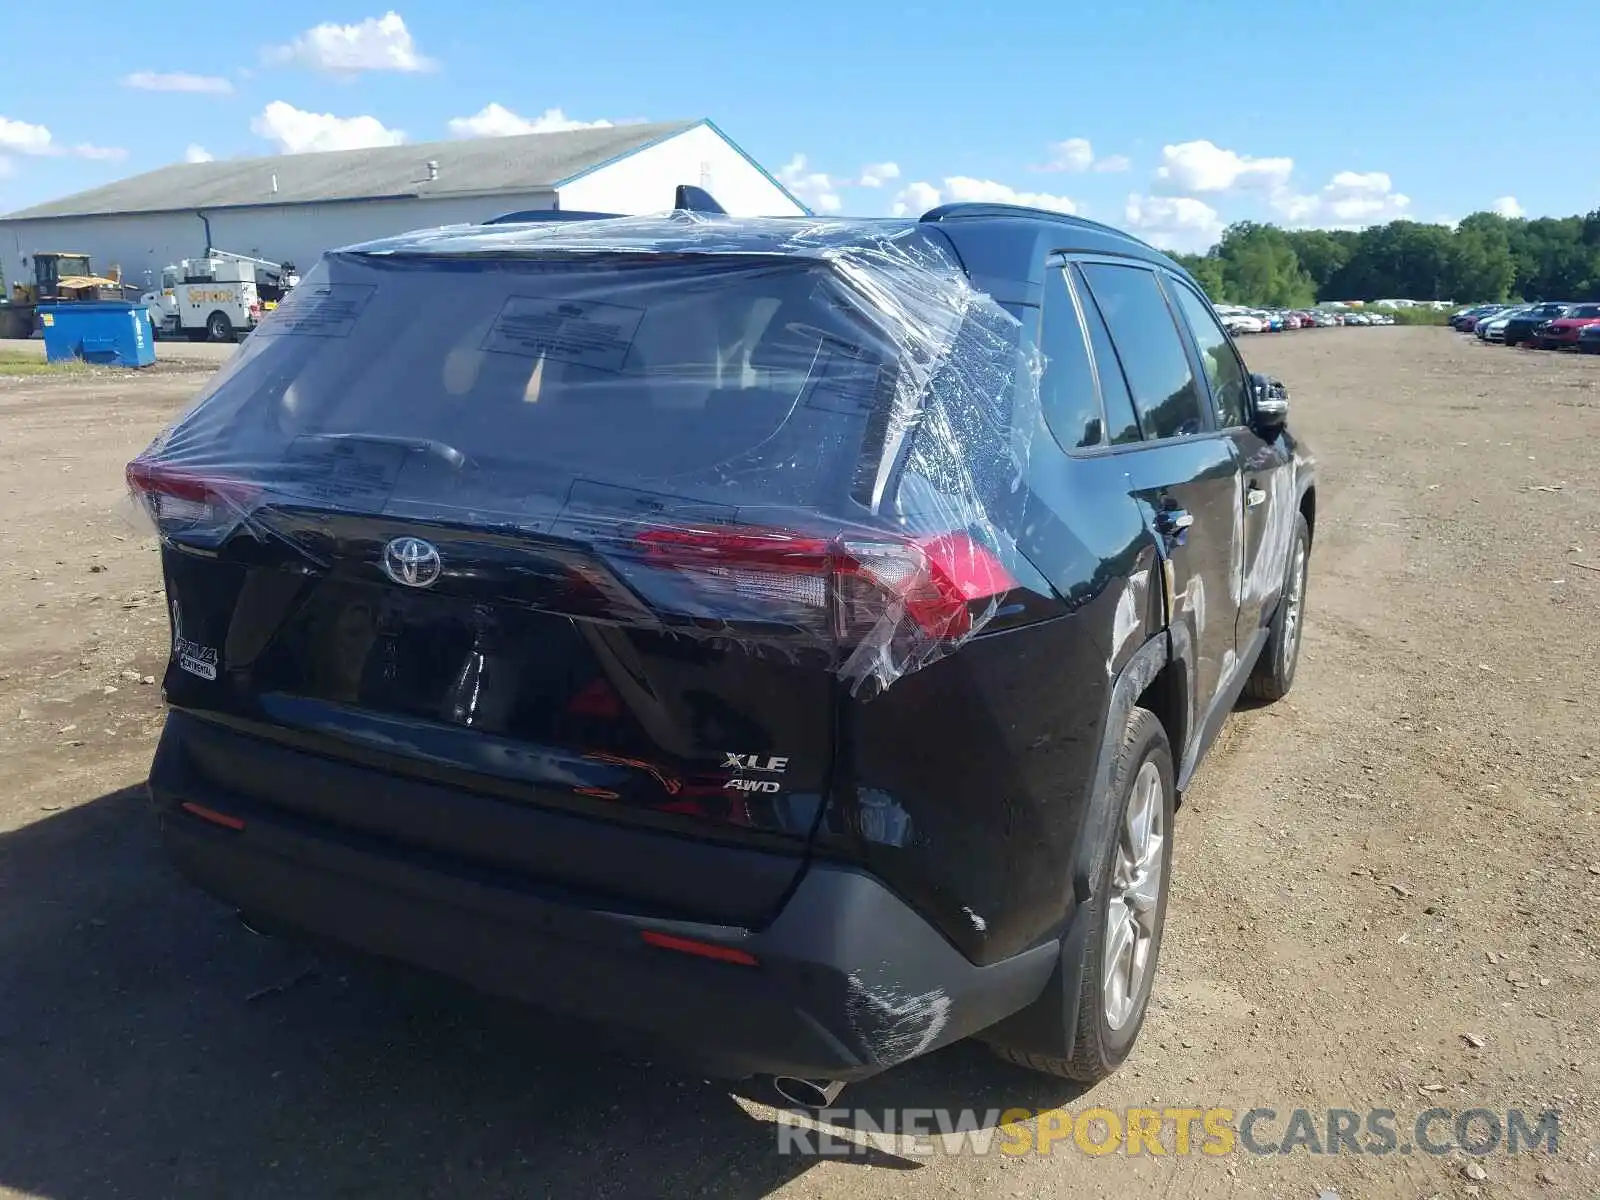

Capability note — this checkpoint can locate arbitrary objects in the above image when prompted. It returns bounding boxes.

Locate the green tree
[1173,252,1227,300]
[1215,223,1315,307]
[1447,213,1515,301]
[1156,205,1600,304]
[1281,229,1350,296]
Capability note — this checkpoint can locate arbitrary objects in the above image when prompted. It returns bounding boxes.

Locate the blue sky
[2,1,1594,251]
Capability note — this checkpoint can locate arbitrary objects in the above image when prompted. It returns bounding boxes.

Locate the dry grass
[0,350,95,377]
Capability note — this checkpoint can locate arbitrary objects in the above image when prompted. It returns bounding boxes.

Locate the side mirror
[1250,373,1289,436]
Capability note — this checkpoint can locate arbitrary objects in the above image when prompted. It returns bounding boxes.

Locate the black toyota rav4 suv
[132,198,1315,1094]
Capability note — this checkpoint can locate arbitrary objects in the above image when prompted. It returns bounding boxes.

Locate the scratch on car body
[846,975,952,1065]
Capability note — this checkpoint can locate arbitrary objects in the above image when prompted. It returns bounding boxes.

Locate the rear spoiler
[485,184,728,226]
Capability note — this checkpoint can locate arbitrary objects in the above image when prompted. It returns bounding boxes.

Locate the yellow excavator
[1,251,128,337]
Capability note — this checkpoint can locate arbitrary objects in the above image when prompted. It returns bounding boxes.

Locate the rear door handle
[1246,486,1266,509]
[1155,508,1194,534]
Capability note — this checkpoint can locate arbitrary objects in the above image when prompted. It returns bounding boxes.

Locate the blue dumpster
[37,302,156,368]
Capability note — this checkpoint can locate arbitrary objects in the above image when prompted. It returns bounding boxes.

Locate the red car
[1534,302,1600,349]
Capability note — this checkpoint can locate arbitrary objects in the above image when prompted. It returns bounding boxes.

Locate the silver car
[1478,305,1533,342]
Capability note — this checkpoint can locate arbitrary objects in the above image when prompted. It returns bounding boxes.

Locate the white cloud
[265,11,434,74]
[185,144,216,164]
[251,101,405,154]
[0,116,54,155]
[1123,193,1224,253]
[1154,139,1293,193]
[446,103,612,139]
[889,181,943,217]
[1272,170,1411,227]
[777,154,842,214]
[1043,137,1094,173]
[1492,195,1524,218]
[122,71,233,94]
[889,177,1079,217]
[857,161,900,188]
[1036,138,1131,175]
[0,116,123,164]
[944,176,1079,213]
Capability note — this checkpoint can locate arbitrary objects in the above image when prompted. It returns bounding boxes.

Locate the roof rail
[484,209,621,224]
[487,185,729,226]
[919,202,1146,244]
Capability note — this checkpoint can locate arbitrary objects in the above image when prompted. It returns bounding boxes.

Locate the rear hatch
[132,242,1031,921]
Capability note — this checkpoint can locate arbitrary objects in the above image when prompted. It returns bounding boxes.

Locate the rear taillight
[127,458,258,542]
[633,523,1015,642]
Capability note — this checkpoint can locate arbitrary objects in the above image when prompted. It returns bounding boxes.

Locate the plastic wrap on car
[126,212,1039,695]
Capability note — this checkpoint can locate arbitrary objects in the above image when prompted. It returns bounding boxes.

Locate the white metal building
[0,119,806,292]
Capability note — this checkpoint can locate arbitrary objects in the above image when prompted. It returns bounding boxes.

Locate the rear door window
[1166,280,1250,429]
[1079,263,1207,441]
[1036,264,1103,450]
[1068,265,1142,445]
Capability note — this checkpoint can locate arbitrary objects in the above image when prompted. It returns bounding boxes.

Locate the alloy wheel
[1103,760,1165,1030]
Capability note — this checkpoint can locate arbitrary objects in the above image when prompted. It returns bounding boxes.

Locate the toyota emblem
[382,537,443,588]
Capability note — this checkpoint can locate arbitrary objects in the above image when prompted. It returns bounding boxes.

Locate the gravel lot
[1,328,1596,1199]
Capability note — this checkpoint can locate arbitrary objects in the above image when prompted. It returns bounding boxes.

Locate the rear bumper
[149,713,1058,1081]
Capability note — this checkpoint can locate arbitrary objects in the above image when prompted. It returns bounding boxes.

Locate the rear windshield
[167,252,900,513]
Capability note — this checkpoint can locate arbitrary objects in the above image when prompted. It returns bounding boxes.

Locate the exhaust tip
[772,1076,846,1109]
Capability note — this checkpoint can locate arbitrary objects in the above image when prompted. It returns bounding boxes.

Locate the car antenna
[673,184,727,215]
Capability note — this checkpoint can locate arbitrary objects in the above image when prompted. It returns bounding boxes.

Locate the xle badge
[723,752,788,793]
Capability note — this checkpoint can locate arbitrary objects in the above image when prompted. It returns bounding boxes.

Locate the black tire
[985,708,1175,1082]
[205,310,234,343]
[1244,512,1310,703]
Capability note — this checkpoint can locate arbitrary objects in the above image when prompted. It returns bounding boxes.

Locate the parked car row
[1213,305,1394,335]
[1453,301,1600,352]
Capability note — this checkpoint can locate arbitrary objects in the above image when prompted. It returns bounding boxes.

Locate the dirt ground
[1,328,1596,1200]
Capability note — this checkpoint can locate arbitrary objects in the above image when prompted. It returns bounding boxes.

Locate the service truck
[142,250,299,343]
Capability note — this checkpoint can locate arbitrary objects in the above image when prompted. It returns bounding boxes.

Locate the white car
[1218,307,1265,335]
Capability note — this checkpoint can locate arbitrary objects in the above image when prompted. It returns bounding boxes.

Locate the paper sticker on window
[257,284,376,337]
[801,347,888,414]
[481,296,644,372]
